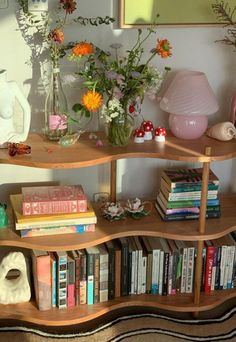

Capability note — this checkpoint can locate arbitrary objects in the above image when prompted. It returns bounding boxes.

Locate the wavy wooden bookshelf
[0,132,236,326]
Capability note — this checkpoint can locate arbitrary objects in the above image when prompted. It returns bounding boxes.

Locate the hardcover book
[105,240,116,300]
[31,250,51,311]
[67,254,76,307]
[97,244,109,303]
[22,185,87,215]
[10,194,95,223]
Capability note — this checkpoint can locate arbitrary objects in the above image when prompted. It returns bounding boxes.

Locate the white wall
[0,0,235,203]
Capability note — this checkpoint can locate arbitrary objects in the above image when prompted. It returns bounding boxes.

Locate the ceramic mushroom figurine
[133,128,145,143]
[154,127,167,142]
[142,120,154,140]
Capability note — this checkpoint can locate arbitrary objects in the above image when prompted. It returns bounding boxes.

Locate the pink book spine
[67,284,75,307]
[22,199,87,215]
[33,254,51,311]
[204,246,215,294]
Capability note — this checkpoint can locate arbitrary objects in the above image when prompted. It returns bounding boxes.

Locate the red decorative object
[154,127,167,142]
[8,143,31,157]
[142,121,153,140]
[133,128,145,143]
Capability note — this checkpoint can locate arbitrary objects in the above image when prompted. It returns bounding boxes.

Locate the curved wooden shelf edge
[0,133,236,169]
[0,290,235,326]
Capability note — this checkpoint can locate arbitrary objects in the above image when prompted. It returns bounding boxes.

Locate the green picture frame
[119,0,235,27]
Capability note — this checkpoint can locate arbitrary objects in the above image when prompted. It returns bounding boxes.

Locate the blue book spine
[52,258,57,307]
[87,275,94,305]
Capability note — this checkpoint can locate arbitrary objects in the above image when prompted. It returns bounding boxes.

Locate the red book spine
[204,246,215,293]
[67,284,75,307]
[22,199,87,215]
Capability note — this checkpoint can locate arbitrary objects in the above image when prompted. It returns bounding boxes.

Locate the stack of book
[155,167,221,221]
[10,185,97,237]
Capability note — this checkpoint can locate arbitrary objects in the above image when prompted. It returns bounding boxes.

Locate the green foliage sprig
[212,0,236,49]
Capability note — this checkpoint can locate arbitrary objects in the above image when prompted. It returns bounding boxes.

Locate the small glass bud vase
[45,66,68,141]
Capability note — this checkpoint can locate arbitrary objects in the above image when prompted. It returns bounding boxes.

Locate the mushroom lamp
[159,70,219,139]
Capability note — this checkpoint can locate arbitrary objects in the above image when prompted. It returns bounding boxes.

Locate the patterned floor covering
[1,306,236,342]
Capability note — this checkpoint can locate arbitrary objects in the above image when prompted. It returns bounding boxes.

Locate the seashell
[206,121,236,141]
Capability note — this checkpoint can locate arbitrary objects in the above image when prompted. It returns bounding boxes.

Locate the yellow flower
[156,39,172,58]
[72,42,94,57]
[82,90,103,112]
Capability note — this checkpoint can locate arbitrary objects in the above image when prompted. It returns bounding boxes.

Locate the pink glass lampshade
[159,70,219,139]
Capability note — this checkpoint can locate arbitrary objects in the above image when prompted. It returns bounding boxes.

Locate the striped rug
[1,307,236,341]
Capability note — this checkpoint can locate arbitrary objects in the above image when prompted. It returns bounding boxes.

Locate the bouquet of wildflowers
[69,28,172,129]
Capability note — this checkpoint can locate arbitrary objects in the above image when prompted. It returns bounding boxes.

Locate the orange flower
[72,42,94,57]
[82,90,103,112]
[156,39,172,58]
[48,28,64,43]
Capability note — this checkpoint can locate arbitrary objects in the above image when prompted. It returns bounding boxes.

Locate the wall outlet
[28,0,48,12]
[93,192,110,204]
[0,0,8,9]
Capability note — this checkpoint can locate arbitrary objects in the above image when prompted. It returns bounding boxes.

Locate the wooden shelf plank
[1,290,235,326]
[0,194,235,251]
[0,132,236,169]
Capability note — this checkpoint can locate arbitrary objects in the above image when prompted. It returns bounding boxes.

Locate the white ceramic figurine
[0,69,31,147]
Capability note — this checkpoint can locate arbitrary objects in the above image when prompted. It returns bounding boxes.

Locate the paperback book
[155,201,221,221]
[157,191,220,209]
[161,167,220,189]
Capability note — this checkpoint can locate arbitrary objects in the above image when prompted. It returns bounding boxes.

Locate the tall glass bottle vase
[45,66,68,141]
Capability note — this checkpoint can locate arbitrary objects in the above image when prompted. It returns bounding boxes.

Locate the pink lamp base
[169,114,208,139]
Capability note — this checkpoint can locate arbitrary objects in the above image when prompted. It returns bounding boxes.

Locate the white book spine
[181,248,188,293]
[158,251,164,295]
[137,250,143,294]
[220,246,227,289]
[186,247,195,293]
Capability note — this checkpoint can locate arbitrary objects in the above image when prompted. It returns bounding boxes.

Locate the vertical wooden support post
[194,146,211,306]
[110,160,117,202]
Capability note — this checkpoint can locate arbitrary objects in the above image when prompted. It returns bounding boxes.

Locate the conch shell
[206,121,236,141]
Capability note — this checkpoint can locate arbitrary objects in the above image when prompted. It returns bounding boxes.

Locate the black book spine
[162,252,169,296]
[121,241,129,296]
[107,247,115,300]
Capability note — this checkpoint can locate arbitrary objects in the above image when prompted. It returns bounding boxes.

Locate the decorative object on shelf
[17,0,115,139]
[101,202,125,221]
[69,30,172,146]
[206,121,236,141]
[0,69,31,148]
[0,252,31,305]
[211,1,236,126]
[142,120,154,140]
[58,130,84,147]
[124,198,152,219]
[160,70,219,139]
[45,66,68,141]
[105,109,134,146]
[154,127,167,142]
[7,142,31,156]
[0,203,8,228]
[134,128,145,143]
[229,92,236,127]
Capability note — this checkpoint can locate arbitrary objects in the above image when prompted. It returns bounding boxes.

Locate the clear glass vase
[45,66,68,141]
[106,114,134,146]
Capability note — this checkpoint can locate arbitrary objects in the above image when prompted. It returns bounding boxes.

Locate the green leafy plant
[212,0,236,49]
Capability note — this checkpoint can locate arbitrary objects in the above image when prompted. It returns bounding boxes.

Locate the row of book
[10,185,97,237]
[31,233,236,311]
[155,167,221,221]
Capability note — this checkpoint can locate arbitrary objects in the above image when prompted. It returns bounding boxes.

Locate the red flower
[48,28,64,43]
[60,0,76,14]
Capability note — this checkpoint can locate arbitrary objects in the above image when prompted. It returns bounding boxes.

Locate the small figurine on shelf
[101,202,125,221]
[154,127,167,142]
[133,128,145,143]
[125,197,152,219]
[142,120,154,140]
